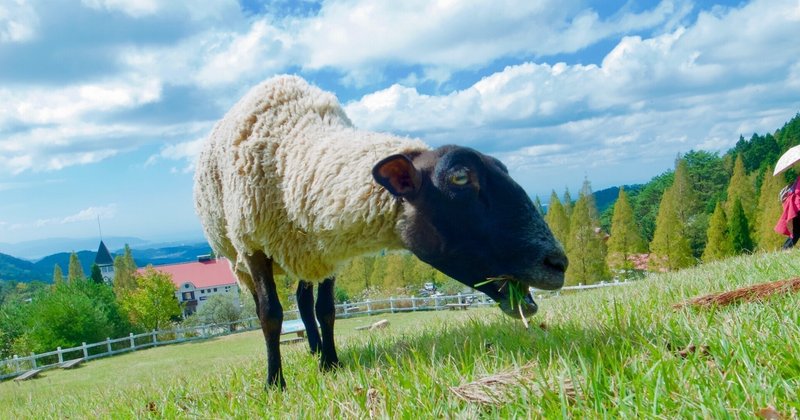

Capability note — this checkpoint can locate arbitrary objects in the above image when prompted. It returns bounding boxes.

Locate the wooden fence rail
[0,279,632,381]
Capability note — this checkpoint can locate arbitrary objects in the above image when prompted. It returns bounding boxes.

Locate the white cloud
[0,0,38,43]
[8,204,118,230]
[145,137,205,173]
[81,0,160,17]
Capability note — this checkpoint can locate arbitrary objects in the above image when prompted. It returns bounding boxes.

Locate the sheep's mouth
[475,276,538,319]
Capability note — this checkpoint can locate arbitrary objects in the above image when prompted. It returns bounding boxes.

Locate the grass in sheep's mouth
[475,276,531,329]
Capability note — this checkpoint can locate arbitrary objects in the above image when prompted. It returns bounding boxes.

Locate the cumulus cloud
[343,0,800,192]
[8,204,118,230]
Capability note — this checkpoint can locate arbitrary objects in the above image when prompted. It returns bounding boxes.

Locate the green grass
[3,250,800,418]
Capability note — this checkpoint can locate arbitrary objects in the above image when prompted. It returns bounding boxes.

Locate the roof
[94,241,114,266]
[139,258,237,289]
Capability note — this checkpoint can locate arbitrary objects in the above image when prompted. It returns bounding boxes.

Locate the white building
[94,240,115,283]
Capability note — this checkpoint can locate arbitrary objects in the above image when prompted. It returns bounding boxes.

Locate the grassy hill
[2,250,799,417]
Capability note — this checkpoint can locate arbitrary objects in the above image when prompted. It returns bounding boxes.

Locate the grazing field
[3,250,800,418]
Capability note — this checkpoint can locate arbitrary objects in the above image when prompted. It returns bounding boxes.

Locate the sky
[1,0,799,246]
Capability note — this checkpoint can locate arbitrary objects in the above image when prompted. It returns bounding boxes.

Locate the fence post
[366,299,372,314]
[152,330,157,347]
[57,347,63,364]
[129,333,135,350]
[435,296,440,309]
[343,302,349,317]
[82,342,88,359]
[13,355,18,373]
[411,297,417,311]
[106,337,112,354]
[389,297,395,314]
[30,352,37,369]
[458,293,462,305]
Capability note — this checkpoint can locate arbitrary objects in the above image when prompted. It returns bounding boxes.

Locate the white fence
[0,279,632,381]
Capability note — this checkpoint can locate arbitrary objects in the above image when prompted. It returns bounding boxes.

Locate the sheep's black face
[373,145,567,318]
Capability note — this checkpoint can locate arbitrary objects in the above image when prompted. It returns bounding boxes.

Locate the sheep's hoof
[320,357,340,372]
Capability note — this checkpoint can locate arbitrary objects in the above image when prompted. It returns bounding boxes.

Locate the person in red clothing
[775,175,800,249]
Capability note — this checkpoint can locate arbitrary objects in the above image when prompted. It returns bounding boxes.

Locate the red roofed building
[141,256,240,317]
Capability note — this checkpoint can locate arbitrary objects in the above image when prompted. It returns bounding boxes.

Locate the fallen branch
[674,278,800,309]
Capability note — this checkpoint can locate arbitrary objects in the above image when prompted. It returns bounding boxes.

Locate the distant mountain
[0,236,148,261]
[0,252,48,282]
[0,241,213,283]
[593,184,644,213]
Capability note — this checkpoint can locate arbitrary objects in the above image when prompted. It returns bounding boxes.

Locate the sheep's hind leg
[296,280,322,354]
[245,250,286,389]
[316,277,339,371]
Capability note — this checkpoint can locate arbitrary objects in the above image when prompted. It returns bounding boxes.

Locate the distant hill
[0,242,213,283]
[593,184,644,213]
[0,252,47,282]
[0,236,149,260]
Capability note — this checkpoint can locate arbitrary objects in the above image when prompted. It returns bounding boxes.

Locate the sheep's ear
[372,154,421,198]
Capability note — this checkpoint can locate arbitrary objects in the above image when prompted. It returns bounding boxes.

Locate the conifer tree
[562,188,573,218]
[67,251,85,283]
[534,196,544,215]
[672,158,700,230]
[113,245,138,295]
[755,166,786,251]
[90,263,104,284]
[702,202,733,262]
[53,264,65,285]
[565,183,608,285]
[606,187,645,276]
[729,198,754,254]
[544,191,569,247]
[725,155,756,223]
[650,187,694,271]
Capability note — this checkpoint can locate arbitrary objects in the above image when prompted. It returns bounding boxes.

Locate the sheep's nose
[543,249,568,273]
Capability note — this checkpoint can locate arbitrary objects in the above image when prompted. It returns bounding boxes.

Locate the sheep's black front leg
[245,251,285,389]
[296,280,322,354]
[316,277,339,371]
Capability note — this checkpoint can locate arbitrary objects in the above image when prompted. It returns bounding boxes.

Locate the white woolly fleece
[194,75,430,291]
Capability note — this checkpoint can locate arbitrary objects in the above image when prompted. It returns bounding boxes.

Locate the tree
[90,264,104,285]
[755,166,786,251]
[729,198,754,254]
[632,171,674,242]
[565,181,609,285]
[725,155,756,224]
[702,202,733,262]
[562,188,573,218]
[52,264,65,285]
[193,293,241,331]
[672,158,703,256]
[544,191,570,247]
[649,186,694,271]
[606,187,645,276]
[113,245,138,294]
[120,267,181,331]
[533,196,544,215]
[67,251,85,283]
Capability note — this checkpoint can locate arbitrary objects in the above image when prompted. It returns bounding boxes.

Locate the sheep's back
[194,75,428,286]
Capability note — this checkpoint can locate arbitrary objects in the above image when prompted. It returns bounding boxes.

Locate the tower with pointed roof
[94,240,115,284]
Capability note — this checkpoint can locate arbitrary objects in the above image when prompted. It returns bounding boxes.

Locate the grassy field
[3,250,800,418]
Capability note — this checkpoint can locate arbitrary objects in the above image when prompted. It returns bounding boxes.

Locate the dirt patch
[674,278,800,309]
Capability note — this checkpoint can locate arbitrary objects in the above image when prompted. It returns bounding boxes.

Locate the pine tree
[533,196,544,215]
[90,263,104,284]
[755,166,786,251]
[729,198,754,254]
[67,251,85,283]
[606,187,645,276]
[702,202,733,262]
[725,155,756,223]
[53,264,65,285]
[113,245,138,295]
[544,191,569,247]
[650,187,694,271]
[562,188,573,218]
[565,183,609,285]
[672,159,704,255]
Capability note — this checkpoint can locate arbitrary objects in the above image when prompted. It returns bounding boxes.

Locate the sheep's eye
[449,168,469,186]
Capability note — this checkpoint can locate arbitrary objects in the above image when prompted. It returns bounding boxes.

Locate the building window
[214,288,218,292]
[201,289,205,294]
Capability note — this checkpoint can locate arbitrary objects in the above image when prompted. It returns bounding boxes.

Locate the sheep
[194,75,568,388]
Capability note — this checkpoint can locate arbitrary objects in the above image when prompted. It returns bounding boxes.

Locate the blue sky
[1,0,799,247]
